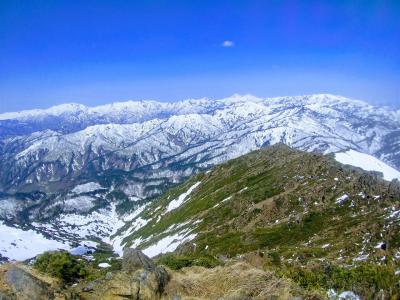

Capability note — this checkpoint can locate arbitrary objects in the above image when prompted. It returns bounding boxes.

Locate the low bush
[158,254,220,270]
[282,262,399,299]
[34,251,87,284]
[192,256,220,268]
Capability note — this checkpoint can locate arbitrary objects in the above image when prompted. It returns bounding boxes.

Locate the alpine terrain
[0,94,399,299]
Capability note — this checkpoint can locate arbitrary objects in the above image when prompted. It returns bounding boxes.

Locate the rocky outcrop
[388,179,400,196]
[2,265,54,300]
[356,173,382,194]
[122,248,169,295]
[122,249,156,272]
[75,250,170,300]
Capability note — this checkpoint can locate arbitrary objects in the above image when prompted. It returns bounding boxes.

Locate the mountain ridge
[111,144,400,258]
[0,94,399,271]
[1,93,399,197]
[2,94,399,128]
[0,94,361,119]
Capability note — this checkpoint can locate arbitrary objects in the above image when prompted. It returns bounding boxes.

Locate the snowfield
[0,221,69,261]
[335,149,400,181]
[71,182,104,194]
[142,231,197,258]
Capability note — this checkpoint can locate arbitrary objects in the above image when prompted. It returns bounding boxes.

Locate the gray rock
[82,281,96,292]
[388,179,400,196]
[153,265,169,294]
[122,249,156,272]
[5,265,54,300]
[105,272,113,280]
[122,249,170,294]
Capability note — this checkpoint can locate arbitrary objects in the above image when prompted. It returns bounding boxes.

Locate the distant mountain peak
[0,93,371,121]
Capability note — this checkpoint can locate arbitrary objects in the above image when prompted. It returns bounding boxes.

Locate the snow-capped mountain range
[1,94,399,194]
[0,93,399,261]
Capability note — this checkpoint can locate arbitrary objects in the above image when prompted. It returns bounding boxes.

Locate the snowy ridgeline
[0,211,113,261]
[1,93,399,195]
[0,201,122,261]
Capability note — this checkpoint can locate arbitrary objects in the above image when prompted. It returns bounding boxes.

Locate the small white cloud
[221,40,235,47]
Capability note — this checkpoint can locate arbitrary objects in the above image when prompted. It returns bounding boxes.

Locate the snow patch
[238,187,248,193]
[142,231,197,258]
[98,262,111,268]
[63,195,96,212]
[328,289,360,300]
[212,196,232,208]
[165,182,201,213]
[72,182,103,194]
[335,149,400,181]
[335,194,349,205]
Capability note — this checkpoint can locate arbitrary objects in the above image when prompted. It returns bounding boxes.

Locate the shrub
[34,251,87,284]
[282,262,399,299]
[158,254,220,270]
[330,264,398,298]
[269,251,281,266]
[158,254,192,270]
[192,255,220,268]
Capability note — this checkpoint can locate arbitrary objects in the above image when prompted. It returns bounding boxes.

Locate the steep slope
[109,145,400,298]
[113,144,400,264]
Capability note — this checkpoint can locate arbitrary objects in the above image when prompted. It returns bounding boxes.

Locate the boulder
[122,249,156,272]
[388,179,400,196]
[75,267,169,300]
[4,265,54,300]
[152,266,169,295]
[105,272,113,280]
[122,249,169,296]
[82,281,96,292]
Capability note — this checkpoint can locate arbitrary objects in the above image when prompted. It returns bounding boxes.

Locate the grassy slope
[113,144,400,297]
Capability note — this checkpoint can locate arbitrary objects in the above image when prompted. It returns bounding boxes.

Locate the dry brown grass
[163,261,300,300]
[0,264,13,296]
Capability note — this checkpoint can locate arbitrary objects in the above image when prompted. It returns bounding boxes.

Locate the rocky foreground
[0,249,324,300]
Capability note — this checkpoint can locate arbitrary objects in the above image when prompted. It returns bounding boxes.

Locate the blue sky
[0,0,399,112]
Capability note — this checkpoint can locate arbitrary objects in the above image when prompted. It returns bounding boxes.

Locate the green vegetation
[34,251,87,284]
[33,246,123,284]
[158,253,221,270]
[191,211,333,258]
[281,262,399,299]
[268,251,281,266]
